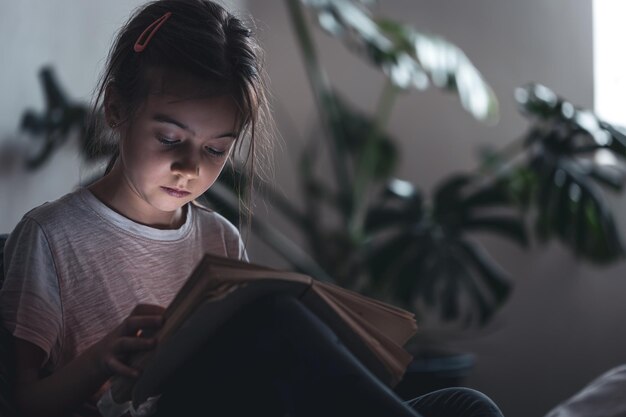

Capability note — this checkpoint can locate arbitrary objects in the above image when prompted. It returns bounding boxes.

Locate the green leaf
[460,273,496,325]
[302,0,499,122]
[461,182,514,210]
[379,19,499,122]
[463,216,529,248]
[364,182,424,233]
[588,164,624,191]
[454,239,512,311]
[367,232,423,289]
[601,123,626,158]
[433,174,474,208]
[527,152,624,263]
[515,83,560,118]
[364,207,420,233]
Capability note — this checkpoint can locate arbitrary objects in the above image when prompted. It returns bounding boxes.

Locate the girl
[0,1,504,416]
[2,1,261,415]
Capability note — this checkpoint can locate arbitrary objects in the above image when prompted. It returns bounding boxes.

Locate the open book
[109,253,417,408]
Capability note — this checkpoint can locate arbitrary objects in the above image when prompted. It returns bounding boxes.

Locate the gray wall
[0,0,145,232]
[2,2,624,417]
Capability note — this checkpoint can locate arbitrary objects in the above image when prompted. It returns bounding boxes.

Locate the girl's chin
[146,197,190,213]
[154,202,189,213]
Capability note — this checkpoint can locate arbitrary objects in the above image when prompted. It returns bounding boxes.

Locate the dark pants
[407,388,504,417]
[155,295,503,417]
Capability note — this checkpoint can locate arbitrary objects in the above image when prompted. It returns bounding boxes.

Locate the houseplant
[201,0,626,395]
[205,0,625,328]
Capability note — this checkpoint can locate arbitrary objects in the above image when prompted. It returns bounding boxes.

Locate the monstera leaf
[364,174,525,325]
[512,84,626,263]
[20,67,92,169]
[530,158,623,262]
[301,0,499,122]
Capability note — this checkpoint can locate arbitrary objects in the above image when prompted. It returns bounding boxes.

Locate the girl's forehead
[146,93,235,111]
[144,67,230,100]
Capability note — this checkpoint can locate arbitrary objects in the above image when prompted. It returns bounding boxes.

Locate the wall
[0,0,143,232]
[3,2,624,417]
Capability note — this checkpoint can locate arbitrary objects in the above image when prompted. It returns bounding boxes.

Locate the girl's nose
[171,156,200,179]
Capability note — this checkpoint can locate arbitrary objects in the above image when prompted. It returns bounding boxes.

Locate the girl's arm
[13,304,165,417]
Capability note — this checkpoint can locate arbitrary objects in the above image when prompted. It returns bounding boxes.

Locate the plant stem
[284,0,353,217]
[349,80,398,239]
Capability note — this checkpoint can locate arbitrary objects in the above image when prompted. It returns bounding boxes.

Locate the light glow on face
[107,93,238,228]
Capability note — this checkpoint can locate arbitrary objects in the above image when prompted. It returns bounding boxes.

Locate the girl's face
[103,91,238,228]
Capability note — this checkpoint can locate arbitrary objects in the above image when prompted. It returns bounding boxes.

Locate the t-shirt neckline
[78,187,193,241]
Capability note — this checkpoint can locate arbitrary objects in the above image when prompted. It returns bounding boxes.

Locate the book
[109,253,417,408]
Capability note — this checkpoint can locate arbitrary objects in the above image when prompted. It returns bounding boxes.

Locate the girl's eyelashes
[205,147,228,157]
[157,135,180,146]
[157,134,229,158]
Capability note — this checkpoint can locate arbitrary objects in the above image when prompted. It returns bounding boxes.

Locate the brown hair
[89,0,272,218]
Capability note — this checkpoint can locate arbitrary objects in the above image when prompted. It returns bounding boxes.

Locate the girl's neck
[87,175,186,230]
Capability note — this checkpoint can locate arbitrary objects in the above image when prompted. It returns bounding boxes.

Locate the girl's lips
[161,186,191,198]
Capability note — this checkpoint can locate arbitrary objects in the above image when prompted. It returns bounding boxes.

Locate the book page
[319,289,414,374]
[308,284,411,386]
[315,281,417,346]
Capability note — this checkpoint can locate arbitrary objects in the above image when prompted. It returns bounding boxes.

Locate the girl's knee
[406,387,503,417]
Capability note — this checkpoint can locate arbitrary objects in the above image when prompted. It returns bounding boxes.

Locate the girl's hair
[89,0,272,220]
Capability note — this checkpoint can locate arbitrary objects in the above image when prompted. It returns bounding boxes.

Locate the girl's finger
[122,315,164,334]
[131,304,166,315]
[105,356,140,379]
[114,336,157,354]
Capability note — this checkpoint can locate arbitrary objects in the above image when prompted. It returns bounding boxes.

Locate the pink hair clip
[134,11,172,52]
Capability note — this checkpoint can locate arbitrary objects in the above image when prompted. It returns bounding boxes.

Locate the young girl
[2,1,261,416]
[0,1,504,416]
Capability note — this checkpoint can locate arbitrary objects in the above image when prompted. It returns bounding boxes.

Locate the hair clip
[134,11,172,53]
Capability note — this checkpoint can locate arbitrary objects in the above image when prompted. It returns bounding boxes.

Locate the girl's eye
[157,136,180,146]
[206,147,227,157]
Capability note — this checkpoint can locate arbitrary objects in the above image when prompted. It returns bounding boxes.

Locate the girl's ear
[104,84,124,128]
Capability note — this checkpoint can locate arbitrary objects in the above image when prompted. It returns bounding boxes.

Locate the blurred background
[2,1,626,417]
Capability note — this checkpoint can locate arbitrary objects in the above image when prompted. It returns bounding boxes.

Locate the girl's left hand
[91,303,166,379]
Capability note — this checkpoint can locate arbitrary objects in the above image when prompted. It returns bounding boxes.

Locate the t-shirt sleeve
[203,209,248,261]
[226,222,248,262]
[236,232,249,262]
[0,216,63,363]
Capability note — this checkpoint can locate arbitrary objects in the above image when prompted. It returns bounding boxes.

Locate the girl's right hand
[91,304,165,379]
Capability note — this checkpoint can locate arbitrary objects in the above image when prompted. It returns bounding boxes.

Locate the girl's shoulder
[5,190,89,271]
[189,201,246,260]
[189,200,240,237]
[19,189,86,230]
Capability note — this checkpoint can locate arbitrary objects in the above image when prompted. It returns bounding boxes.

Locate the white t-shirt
[0,187,246,374]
